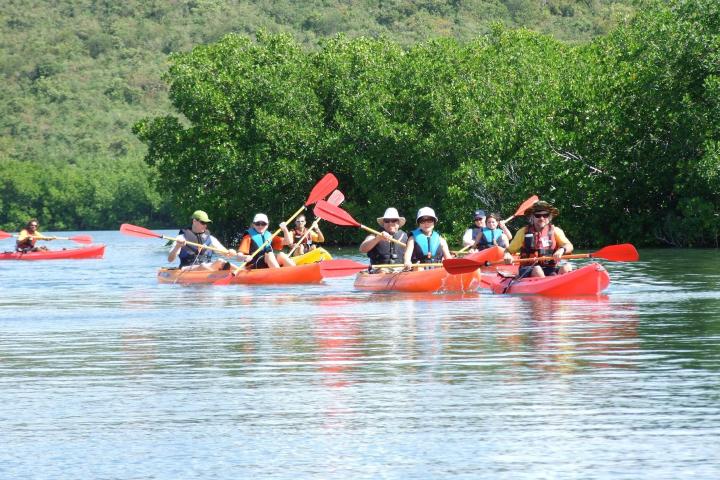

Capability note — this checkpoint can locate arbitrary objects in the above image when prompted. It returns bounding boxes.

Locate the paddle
[214,173,339,285]
[443,243,639,274]
[441,246,507,274]
[120,223,232,255]
[313,201,407,247]
[288,189,344,256]
[318,259,444,278]
[456,195,539,255]
[0,230,94,245]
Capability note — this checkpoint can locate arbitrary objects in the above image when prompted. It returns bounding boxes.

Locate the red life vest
[520,224,556,266]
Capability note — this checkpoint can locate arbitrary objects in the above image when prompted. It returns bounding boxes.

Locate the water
[1,231,719,479]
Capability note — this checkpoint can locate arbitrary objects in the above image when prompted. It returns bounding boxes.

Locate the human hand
[503,253,514,264]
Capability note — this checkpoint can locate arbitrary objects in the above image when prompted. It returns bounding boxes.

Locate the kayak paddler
[503,200,574,277]
[359,207,408,269]
[16,219,51,253]
[237,213,296,269]
[168,210,239,271]
[290,214,325,257]
[403,207,453,270]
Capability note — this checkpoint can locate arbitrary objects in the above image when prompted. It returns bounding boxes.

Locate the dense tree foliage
[137,0,719,247]
[1,0,633,232]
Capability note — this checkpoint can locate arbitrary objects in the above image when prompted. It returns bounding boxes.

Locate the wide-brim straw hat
[523,200,559,217]
[376,207,406,227]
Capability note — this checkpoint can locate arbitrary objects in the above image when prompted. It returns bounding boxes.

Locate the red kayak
[485,262,610,296]
[157,262,323,285]
[0,245,105,260]
[354,267,484,293]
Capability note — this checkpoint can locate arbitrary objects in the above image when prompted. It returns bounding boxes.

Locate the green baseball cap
[191,210,212,223]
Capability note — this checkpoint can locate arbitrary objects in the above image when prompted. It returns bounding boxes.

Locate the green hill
[0,0,635,230]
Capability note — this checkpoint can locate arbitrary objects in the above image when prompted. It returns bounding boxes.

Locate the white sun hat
[416,207,438,223]
[376,207,406,227]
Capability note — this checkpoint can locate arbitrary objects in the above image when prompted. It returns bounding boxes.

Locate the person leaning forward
[359,207,408,268]
[168,210,237,271]
[503,201,573,278]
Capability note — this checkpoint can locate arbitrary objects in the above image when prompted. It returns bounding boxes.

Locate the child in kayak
[473,212,511,250]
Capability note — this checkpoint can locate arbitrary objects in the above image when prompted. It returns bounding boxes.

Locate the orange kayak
[0,245,105,260]
[354,267,484,293]
[157,262,323,285]
[485,262,610,296]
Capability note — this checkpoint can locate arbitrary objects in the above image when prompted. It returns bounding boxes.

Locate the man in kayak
[168,210,239,271]
[359,207,407,268]
[237,213,296,269]
[503,201,574,277]
[16,219,51,253]
[403,207,453,269]
[290,214,325,257]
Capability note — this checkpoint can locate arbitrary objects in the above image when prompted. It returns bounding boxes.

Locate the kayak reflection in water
[16,219,50,253]
[359,207,407,272]
[237,213,296,269]
[167,210,238,271]
[403,207,452,270]
[503,201,574,278]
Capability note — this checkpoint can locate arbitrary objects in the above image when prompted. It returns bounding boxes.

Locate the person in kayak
[403,207,453,269]
[503,201,574,277]
[16,219,51,253]
[461,209,487,249]
[168,210,239,271]
[359,207,408,269]
[237,213,296,269]
[473,212,511,250]
[290,214,325,257]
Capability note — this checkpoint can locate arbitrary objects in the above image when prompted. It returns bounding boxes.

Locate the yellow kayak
[293,247,332,265]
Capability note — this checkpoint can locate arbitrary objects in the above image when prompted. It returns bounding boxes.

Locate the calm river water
[1,230,719,479]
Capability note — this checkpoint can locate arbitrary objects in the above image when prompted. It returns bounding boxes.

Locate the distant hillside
[0,0,635,229]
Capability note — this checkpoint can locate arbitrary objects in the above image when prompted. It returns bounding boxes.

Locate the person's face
[486,217,498,229]
[474,216,486,228]
[28,222,38,232]
[192,218,208,232]
[417,217,435,233]
[531,211,551,229]
[295,217,306,230]
[253,221,268,233]
[382,218,400,233]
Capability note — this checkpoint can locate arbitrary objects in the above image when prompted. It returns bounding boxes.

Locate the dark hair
[486,213,500,221]
[26,218,39,228]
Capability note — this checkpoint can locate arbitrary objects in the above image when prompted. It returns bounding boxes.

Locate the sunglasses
[474,217,485,221]
[29,224,39,227]
[383,219,399,224]
[533,213,550,218]
[418,217,435,223]
[254,222,268,226]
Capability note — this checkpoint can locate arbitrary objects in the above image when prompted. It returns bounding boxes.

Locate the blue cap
[473,209,486,219]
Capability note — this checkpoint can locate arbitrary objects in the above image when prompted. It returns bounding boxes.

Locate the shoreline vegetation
[3,1,718,247]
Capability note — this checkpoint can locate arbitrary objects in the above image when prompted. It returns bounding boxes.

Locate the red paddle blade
[305,173,339,206]
[70,235,94,244]
[319,259,369,278]
[0,230,12,240]
[119,223,162,239]
[313,201,361,227]
[592,243,639,262]
[444,246,506,275]
[513,195,539,217]
[326,189,345,207]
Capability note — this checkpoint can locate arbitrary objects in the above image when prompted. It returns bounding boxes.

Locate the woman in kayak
[359,207,408,267]
[168,210,239,271]
[16,219,51,253]
[461,209,487,249]
[237,213,295,269]
[290,214,325,257]
[502,201,573,277]
[403,207,453,269]
[473,212,511,250]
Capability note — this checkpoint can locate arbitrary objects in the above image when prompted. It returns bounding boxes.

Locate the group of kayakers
[14,199,573,278]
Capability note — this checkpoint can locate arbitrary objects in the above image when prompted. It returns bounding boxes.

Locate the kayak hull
[293,247,332,265]
[0,245,105,260]
[157,263,323,285]
[354,267,483,293]
[488,262,610,296]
